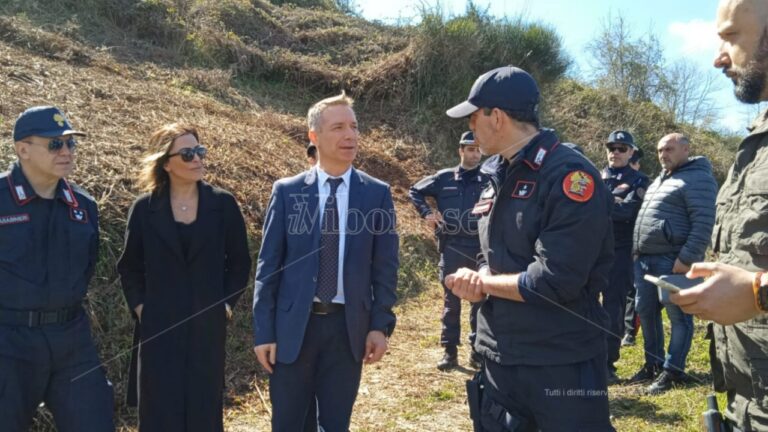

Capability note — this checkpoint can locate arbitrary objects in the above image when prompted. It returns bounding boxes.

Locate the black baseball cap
[446,66,540,118]
[13,106,86,142]
[459,131,475,145]
[606,130,637,150]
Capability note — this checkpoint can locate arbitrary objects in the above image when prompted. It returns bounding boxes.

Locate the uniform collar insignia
[7,164,36,206]
[521,129,560,171]
[56,179,79,207]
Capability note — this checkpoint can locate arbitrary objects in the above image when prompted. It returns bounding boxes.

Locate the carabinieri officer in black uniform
[0,106,114,431]
[601,130,648,383]
[445,67,616,431]
[409,131,489,370]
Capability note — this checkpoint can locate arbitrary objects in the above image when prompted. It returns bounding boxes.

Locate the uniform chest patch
[511,181,536,199]
[472,199,494,215]
[69,207,88,223]
[0,213,30,226]
[563,170,595,202]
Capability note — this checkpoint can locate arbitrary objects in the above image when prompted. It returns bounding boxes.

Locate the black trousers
[482,353,615,431]
[439,241,481,348]
[603,245,633,369]
[0,314,114,432]
[270,310,362,432]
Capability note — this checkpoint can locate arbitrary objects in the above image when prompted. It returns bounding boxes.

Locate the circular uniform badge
[562,170,595,202]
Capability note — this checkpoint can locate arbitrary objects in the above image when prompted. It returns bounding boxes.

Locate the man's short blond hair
[307,91,354,131]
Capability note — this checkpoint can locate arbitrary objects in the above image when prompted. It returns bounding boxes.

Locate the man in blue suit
[252,92,399,432]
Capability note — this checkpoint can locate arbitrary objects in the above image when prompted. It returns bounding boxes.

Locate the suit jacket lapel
[302,167,321,247]
[344,168,364,263]
[148,189,185,263]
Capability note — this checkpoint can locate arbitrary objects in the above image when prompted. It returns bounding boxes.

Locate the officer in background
[623,147,649,347]
[409,131,488,370]
[445,66,615,431]
[601,130,648,383]
[0,106,114,431]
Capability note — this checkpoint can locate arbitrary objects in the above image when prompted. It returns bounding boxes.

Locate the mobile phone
[644,275,681,293]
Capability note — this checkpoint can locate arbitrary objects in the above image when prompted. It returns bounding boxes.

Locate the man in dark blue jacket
[0,106,114,431]
[253,93,399,432]
[630,133,717,394]
[601,130,648,383]
[409,131,489,370]
[445,66,615,431]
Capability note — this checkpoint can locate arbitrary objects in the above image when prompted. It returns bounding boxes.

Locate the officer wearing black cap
[409,131,489,370]
[445,66,615,431]
[601,130,649,383]
[0,106,114,430]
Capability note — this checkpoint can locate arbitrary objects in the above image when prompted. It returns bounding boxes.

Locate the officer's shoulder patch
[562,170,595,202]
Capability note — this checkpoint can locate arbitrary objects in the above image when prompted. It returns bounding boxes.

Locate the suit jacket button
[313,276,317,282]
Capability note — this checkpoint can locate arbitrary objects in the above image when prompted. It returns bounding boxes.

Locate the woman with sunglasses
[117,123,251,432]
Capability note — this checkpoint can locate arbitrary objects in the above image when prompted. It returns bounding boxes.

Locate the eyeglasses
[607,145,629,154]
[31,137,77,152]
[168,146,207,162]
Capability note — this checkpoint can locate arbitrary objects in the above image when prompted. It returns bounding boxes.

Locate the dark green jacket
[711,109,768,431]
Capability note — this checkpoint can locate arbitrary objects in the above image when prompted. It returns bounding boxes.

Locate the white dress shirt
[315,166,352,304]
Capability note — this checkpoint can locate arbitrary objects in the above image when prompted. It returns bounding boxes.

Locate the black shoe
[627,363,662,384]
[646,370,687,395]
[468,351,483,369]
[607,367,620,385]
[621,334,636,347]
[437,346,458,371]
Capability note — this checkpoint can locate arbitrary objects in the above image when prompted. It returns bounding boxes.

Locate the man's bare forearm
[482,273,524,302]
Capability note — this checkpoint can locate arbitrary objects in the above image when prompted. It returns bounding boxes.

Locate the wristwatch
[756,272,768,312]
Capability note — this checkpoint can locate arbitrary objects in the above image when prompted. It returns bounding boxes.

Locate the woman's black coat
[117,182,251,432]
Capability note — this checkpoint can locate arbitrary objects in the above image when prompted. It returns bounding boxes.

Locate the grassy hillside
[0,1,742,430]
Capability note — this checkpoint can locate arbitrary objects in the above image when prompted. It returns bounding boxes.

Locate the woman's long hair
[138,123,200,193]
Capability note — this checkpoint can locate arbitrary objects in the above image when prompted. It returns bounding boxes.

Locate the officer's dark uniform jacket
[711,109,768,429]
[0,162,98,311]
[602,165,648,248]
[409,164,488,246]
[474,129,613,366]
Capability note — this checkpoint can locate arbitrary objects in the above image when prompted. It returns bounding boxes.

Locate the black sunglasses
[168,145,207,162]
[45,137,77,152]
[607,145,629,154]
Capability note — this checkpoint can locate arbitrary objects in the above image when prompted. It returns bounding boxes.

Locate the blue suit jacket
[252,167,399,364]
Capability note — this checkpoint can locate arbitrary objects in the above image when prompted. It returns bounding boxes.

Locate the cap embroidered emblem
[53,113,66,127]
[616,132,624,140]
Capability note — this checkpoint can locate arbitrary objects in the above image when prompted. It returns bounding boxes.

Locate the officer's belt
[0,305,82,327]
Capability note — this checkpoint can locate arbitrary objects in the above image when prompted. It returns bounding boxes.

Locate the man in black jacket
[630,133,717,394]
[445,66,615,431]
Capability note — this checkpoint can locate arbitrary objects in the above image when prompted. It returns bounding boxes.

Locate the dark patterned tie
[316,177,343,303]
